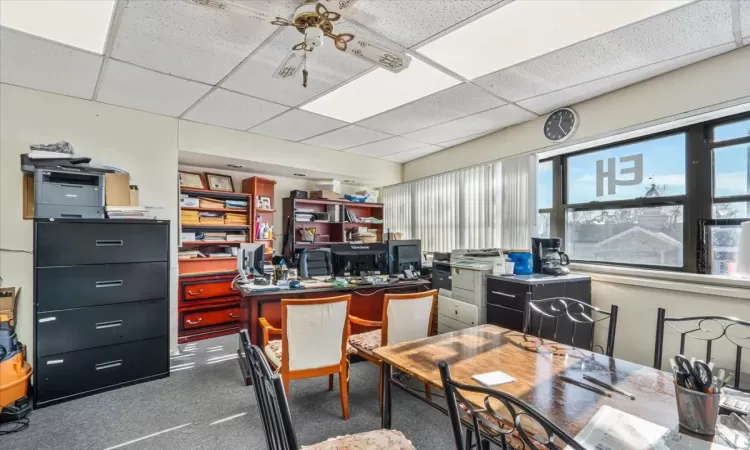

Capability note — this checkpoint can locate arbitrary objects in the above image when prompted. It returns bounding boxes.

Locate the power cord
[0,417,30,436]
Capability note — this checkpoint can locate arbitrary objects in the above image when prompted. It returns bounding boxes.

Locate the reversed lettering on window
[596,154,643,197]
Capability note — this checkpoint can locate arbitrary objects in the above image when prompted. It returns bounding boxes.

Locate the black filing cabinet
[485,274,592,349]
[33,219,170,408]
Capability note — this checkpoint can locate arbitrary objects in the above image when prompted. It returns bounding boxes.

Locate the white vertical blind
[499,154,537,249]
[382,181,412,239]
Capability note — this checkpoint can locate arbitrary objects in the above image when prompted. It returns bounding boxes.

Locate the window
[539,111,750,273]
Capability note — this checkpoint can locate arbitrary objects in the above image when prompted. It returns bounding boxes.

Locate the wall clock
[544,108,579,142]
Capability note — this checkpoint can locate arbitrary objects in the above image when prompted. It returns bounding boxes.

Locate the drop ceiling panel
[344,0,504,48]
[518,43,736,115]
[221,24,373,106]
[356,83,506,135]
[250,109,348,141]
[302,125,391,150]
[97,60,211,117]
[382,145,443,163]
[439,131,494,148]
[112,0,297,84]
[0,29,102,99]
[404,104,536,145]
[345,137,430,157]
[183,89,288,131]
[475,0,734,102]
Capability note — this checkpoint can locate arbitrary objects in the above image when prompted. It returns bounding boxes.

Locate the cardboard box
[129,185,139,206]
[310,190,341,200]
[0,287,19,325]
[105,173,131,206]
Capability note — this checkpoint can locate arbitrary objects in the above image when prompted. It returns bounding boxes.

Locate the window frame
[541,111,750,273]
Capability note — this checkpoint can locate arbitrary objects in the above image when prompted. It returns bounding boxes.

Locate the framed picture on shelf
[205,173,235,192]
[257,196,272,209]
[178,171,206,189]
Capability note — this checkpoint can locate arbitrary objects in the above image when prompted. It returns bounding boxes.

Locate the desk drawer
[37,262,168,311]
[36,221,168,266]
[180,278,235,303]
[438,296,478,327]
[486,303,525,332]
[486,278,529,311]
[36,336,168,405]
[36,299,167,357]
[180,306,240,331]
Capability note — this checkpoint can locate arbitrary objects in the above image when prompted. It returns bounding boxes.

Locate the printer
[450,248,505,270]
[34,167,105,219]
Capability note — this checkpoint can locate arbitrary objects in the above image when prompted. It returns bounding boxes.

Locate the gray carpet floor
[2,335,455,449]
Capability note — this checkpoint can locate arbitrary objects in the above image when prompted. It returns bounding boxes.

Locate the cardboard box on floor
[105,173,131,206]
[0,287,20,326]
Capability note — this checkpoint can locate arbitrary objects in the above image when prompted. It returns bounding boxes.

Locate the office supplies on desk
[472,371,516,387]
[674,355,714,393]
[559,375,611,397]
[717,413,750,449]
[721,388,750,414]
[582,374,636,400]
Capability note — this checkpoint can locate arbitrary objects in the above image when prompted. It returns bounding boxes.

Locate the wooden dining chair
[258,294,357,419]
[523,293,619,357]
[348,289,438,410]
[240,331,416,450]
[654,308,750,390]
[439,360,586,450]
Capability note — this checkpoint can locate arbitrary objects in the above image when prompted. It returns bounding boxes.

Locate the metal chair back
[523,293,619,357]
[653,309,750,390]
[438,360,585,450]
[240,329,299,450]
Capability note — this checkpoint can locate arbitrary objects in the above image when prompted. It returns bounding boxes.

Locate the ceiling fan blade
[272,50,305,80]
[318,0,357,12]
[271,17,294,26]
[183,0,272,20]
[336,37,412,73]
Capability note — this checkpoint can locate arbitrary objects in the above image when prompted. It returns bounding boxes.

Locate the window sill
[570,263,750,300]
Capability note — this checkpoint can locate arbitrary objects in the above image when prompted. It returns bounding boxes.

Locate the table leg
[381,362,392,429]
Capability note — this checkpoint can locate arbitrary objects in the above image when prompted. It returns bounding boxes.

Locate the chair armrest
[259,317,282,347]
[348,315,382,328]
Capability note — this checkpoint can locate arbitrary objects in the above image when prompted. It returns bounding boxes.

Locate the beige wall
[404,45,750,181]
[0,84,180,359]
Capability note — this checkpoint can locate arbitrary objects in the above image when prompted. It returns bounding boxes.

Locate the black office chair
[239,330,416,450]
[653,308,750,390]
[439,361,585,450]
[523,293,619,357]
[296,249,333,279]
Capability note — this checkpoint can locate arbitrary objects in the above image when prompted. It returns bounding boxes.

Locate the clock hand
[558,116,565,133]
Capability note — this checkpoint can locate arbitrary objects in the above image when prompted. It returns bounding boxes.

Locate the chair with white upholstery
[240,331,416,450]
[258,294,355,419]
[348,289,438,410]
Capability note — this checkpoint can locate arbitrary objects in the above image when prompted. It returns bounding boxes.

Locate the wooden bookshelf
[242,176,277,261]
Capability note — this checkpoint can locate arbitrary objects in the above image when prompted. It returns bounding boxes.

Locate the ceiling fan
[187,0,412,88]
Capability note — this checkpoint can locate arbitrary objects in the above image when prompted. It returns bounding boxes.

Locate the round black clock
[544,108,578,142]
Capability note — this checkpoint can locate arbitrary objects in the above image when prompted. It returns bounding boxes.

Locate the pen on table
[559,375,611,397]
[582,374,636,400]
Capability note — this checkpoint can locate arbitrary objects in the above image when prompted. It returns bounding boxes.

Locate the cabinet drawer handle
[39,317,56,323]
[187,289,204,296]
[96,320,123,329]
[47,359,64,365]
[95,360,122,371]
[96,280,123,288]
[229,313,239,318]
[96,240,124,247]
[61,214,83,218]
[491,291,516,299]
[186,318,203,325]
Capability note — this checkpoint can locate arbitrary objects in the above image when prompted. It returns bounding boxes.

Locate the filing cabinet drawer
[486,278,529,311]
[181,306,240,331]
[36,221,168,266]
[35,336,168,405]
[486,303,525,332]
[36,299,167,357]
[438,296,478,327]
[451,267,477,292]
[36,262,168,311]
[180,278,236,303]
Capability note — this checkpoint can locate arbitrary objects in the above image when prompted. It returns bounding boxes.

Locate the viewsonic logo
[350,245,370,250]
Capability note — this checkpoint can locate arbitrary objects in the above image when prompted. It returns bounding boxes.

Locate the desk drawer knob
[186,318,203,325]
[187,289,204,296]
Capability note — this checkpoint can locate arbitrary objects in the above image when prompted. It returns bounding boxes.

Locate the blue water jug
[508,251,533,275]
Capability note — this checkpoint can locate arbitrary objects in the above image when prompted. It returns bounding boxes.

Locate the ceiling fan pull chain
[302,51,309,88]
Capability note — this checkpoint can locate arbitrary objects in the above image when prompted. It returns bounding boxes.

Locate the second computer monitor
[239,242,265,277]
[330,243,388,277]
[388,239,422,275]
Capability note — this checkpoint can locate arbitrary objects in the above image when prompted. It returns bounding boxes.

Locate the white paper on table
[569,405,732,450]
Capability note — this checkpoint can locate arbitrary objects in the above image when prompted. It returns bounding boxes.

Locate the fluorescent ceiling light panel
[417,0,692,80]
[0,0,115,54]
[301,58,461,123]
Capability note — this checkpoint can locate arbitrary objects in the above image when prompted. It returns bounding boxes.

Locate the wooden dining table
[373,324,702,442]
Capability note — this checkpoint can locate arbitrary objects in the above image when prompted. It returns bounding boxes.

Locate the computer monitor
[237,243,265,283]
[388,239,422,275]
[330,243,388,278]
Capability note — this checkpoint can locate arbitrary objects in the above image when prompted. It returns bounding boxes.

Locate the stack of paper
[181,210,200,225]
[180,196,199,208]
[199,211,224,225]
[225,212,248,225]
[200,197,224,209]
[200,232,227,241]
[178,250,205,260]
[226,233,247,242]
[225,199,248,209]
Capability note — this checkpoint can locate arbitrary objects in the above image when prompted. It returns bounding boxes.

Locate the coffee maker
[531,237,570,276]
